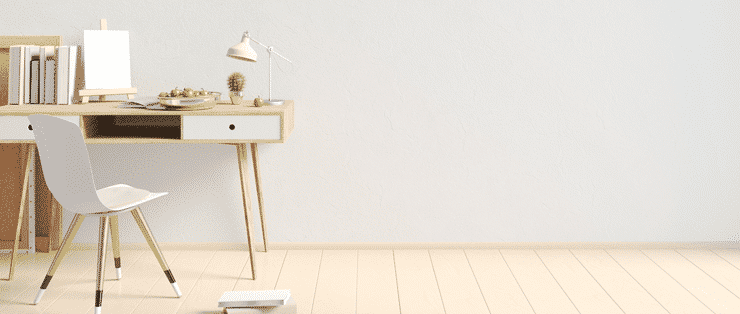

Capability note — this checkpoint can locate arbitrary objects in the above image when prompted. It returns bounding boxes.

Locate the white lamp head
[227,32,258,62]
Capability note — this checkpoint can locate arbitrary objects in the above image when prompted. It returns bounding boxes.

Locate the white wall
[4,1,739,243]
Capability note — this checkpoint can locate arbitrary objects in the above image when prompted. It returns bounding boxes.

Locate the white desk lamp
[227,31,292,105]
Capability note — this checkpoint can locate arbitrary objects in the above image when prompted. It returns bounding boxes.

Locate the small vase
[229,91,243,105]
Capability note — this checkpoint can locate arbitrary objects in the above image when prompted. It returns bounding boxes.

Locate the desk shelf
[82,115,182,140]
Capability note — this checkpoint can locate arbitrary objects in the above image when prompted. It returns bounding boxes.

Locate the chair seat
[95,184,168,213]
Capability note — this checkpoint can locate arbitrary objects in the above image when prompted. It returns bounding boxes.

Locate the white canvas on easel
[83,30,131,89]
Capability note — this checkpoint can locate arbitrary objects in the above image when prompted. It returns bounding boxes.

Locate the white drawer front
[0,116,80,140]
[183,116,281,140]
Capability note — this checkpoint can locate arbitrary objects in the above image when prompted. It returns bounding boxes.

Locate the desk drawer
[182,115,281,140]
[0,116,80,140]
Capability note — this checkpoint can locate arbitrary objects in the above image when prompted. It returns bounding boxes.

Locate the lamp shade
[227,32,258,62]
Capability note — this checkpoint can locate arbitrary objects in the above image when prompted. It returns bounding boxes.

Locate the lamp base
[263,99,285,106]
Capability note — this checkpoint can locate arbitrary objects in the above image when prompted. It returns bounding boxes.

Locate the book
[30,60,39,104]
[41,46,55,104]
[24,46,39,103]
[38,46,47,103]
[45,59,55,104]
[8,46,24,105]
[223,296,296,314]
[118,96,165,109]
[218,290,291,308]
[66,46,78,104]
[56,46,68,104]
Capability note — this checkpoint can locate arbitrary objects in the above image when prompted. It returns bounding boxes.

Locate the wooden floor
[1,247,739,313]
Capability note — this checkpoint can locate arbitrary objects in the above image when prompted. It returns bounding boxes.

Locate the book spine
[18,46,26,105]
[31,60,39,104]
[39,47,46,103]
[8,46,20,105]
[45,59,55,104]
[67,46,77,104]
[57,46,68,105]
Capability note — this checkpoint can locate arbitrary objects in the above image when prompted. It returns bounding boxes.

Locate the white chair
[27,114,181,314]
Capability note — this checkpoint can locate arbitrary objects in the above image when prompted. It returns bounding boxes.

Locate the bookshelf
[0,35,64,256]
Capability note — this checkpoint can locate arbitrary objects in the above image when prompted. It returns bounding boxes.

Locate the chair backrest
[28,114,109,214]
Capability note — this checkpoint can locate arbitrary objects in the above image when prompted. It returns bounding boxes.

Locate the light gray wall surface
[3,1,739,243]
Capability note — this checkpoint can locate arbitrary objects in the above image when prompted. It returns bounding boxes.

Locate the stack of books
[8,45,79,105]
[218,290,296,314]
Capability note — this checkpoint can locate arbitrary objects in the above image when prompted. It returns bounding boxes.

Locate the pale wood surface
[273,250,322,314]
[642,249,740,313]
[310,250,357,314]
[394,250,445,314]
[499,249,579,314]
[570,249,669,313]
[356,250,400,314]
[465,249,534,314]
[2,247,739,313]
[429,249,490,314]
[606,249,713,314]
[535,249,623,314]
[0,101,292,116]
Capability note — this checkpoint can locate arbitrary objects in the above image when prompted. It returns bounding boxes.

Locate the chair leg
[109,216,122,279]
[94,217,109,314]
[131,207,182,297]
[33,213,85,305]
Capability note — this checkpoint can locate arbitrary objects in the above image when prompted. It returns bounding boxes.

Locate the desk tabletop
[0,100,293,116]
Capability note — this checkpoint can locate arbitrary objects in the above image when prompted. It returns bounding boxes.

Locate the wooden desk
[0,100,293,279]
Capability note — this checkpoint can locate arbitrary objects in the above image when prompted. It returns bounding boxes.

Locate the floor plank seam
[534,250,582,314]
[674,249,740,300]
[272,250,289,290]
[573,250,626,314]
[709,249,740,272]
[463,249,492,314]
[638,249,714,313]
[499,250,536,314]
[427,249,448,314]
[309,250,324,314]
[171,249,218,314]
[41,251,106,312]
[123,251,183,314]
[88,249,149,314]
[232,249,258,291]
[392,250,402,314]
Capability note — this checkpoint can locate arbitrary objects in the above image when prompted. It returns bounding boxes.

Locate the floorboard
[500,249,579,314]
[642,249,740,313]
[429,249,490,314]
[394,250,445,314]
[2,247,738,314]
[356,250,400,314]
[310,250,357,314]
[605,249,712,314]
[535,249,622,314]
[465,249,534,314]
[273,250,322,314]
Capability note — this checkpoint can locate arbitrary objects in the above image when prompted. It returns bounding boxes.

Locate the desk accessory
[227,31,292,104]
[219,290,291,308]
[228,72,246,104]
[78,19,137,103]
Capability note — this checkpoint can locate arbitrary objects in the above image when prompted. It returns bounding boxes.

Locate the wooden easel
[77,19,137,103]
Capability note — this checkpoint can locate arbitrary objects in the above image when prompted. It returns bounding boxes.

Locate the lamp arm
[248,35,292,63]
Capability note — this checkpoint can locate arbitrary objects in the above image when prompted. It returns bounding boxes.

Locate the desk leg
[250,143,269,252]
[237,144,256,280]
[6,144,33,280]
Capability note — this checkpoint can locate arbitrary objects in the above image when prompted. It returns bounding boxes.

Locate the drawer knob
[229,124,235,130]
[28,124,33,131]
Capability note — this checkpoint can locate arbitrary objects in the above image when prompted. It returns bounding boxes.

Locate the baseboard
[56,241,740,251]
